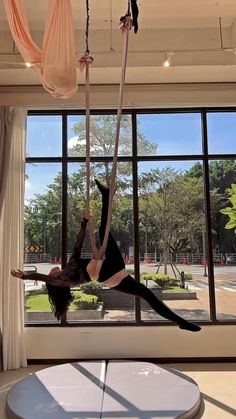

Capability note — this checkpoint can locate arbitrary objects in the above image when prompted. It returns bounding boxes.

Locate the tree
[69,115,157,184]
[208,160,236,193]
[210,161,236,252]
[25,173,63,259]
[25,170,134,258]
[220,184,236,232]
[186,160,236,252]
[139,168,204,273]
[186,160,236,193]
[25,114,158,259]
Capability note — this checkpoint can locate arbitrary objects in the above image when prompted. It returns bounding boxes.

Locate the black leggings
[98,193,125,280]
[115,275,192,325]
[98,192,196,327]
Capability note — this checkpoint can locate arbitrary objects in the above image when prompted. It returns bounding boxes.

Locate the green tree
[25,173,62,259]
[25,170,134,259]
[220,184,236,232]
[25,114,157,259]
[186,160,236,252]
[139,168,204,273]
[69,115,157,184]
[208,161,236,252]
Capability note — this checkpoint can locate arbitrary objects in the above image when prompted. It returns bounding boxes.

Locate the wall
[25,325,236,360]
[3,82,236,360]
[1,83,236,108]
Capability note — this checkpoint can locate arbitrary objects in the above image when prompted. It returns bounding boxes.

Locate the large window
[138,160,210,322]
[24,109,236,326]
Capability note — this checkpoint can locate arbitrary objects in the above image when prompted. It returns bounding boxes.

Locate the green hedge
[181,272,193,281]
[73,291,99,310]
[140,273,178,288]
[80,281,102,300]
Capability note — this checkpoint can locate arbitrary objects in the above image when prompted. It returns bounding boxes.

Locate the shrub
[140,273,178,288]
[73,291,98,310]
[80,281,102,300]
[181,272,192,281]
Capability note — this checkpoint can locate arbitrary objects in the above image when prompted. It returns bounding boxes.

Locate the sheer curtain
[0,108,27,370]
[0,106,15,217]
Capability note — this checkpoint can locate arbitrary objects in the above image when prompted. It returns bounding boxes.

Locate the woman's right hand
[11,269,24,279]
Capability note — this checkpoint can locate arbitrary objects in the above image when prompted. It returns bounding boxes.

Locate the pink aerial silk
[84,16,132,268]
[4,0,78,99]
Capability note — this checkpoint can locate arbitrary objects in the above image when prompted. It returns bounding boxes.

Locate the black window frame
[25,107,236,327]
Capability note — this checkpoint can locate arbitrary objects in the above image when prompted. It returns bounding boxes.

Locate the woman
[11,180,201,332]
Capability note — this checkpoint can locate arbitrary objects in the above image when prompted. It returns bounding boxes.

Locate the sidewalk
[104,290,236,322]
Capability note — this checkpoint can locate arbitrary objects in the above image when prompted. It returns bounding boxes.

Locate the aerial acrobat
[12,180,201,333]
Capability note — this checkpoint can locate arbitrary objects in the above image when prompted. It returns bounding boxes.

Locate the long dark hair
[46,284,74,321]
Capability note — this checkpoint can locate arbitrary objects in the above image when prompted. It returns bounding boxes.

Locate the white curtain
[0,106,15,217]
[0,108,27,370]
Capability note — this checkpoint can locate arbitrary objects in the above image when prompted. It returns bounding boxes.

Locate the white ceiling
[1,0,236,28]
[1,0,236,86]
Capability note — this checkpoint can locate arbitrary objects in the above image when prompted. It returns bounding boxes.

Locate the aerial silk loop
[5,0,133,280]
[100,16,132,258]
[4,0,78,99]
[80,14,132,276]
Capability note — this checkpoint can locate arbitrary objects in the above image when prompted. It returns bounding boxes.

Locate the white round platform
[6,361,201,419]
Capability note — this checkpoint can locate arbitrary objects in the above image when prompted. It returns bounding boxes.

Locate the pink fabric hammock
[4,0,78,99]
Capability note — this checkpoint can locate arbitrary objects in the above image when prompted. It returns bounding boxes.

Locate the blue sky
[137,113,202,155]
[25,112,236,202]
[207,112,236,154]
[27,115,62,157]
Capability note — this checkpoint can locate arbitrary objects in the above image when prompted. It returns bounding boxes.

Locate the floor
[0,363,235,418]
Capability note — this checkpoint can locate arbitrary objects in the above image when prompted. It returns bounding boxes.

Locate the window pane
[67,162,134,322]
[138,161,210,322]
[27,115,62,157]
[24,163,62,323]
[67,114,132,157]
[209,160,236,320]
[137,113,202,156]
[24,110,236,326]
[207,112,236,154]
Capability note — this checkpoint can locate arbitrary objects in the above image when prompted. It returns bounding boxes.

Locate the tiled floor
[0,363,235,418]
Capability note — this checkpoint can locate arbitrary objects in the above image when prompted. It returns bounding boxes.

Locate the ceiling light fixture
[25,62,32,68]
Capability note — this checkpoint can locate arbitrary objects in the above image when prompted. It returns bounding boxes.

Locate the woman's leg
[96,180,200,332]
[96,179,124,268]
[114,275,201,332]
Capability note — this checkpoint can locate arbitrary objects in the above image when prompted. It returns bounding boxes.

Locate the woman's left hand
[11,269,24,279]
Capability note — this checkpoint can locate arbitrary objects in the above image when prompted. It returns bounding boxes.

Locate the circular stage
[6,361,201,419]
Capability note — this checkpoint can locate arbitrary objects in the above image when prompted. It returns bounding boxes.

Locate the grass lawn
[26,291,82,311]
[26,294,50,311]
[163,286,189,293]
[25,287,188,311]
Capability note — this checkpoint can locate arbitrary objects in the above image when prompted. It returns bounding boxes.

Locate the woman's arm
[10,269,73,287]
[11,270,49,282]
